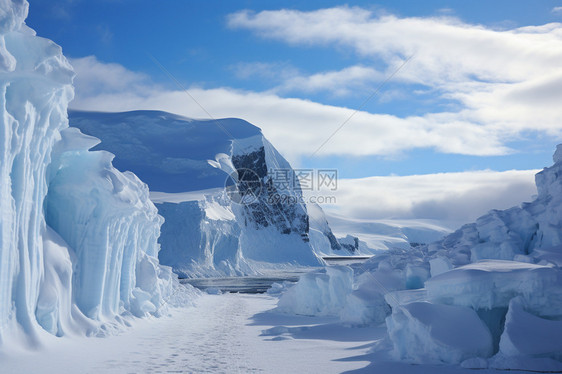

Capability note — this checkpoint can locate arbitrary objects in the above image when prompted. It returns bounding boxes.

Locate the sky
[26,0,562,226]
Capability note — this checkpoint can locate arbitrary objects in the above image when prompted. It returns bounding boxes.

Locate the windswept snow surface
[278,145,562,371]
[0,0,184,349]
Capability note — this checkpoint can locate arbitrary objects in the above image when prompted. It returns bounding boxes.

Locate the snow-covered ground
[0,292,531,374]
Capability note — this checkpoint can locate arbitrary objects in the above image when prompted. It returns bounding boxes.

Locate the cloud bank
[318,169,538,227]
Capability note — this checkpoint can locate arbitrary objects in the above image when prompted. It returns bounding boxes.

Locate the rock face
[229,134,320,265]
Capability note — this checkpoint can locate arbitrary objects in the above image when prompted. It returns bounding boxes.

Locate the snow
[0,293,381,374]
[1,291,535,374]
[274,144,562,370]
[69,110,261,193]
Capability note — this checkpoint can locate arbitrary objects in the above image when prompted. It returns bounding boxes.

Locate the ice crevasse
[0,0,182,348]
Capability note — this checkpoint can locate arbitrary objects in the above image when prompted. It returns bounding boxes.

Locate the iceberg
[276,266,353,317]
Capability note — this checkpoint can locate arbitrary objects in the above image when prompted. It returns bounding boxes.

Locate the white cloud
[277,65,384,96]
[552,6,562,14]
[227,8,562,85]
[70,56,150,97]
[227,7,562,140]
[316,169,538,227]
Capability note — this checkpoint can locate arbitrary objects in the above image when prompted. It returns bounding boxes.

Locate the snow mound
[499,297,562,361]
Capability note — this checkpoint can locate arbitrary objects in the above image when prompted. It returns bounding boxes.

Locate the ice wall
[157,195,245,278]
[0,0,74,344]
[45,128,174,320]
[0,0,178,347]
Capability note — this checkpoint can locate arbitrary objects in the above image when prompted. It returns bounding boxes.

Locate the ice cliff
[0,0,179,348]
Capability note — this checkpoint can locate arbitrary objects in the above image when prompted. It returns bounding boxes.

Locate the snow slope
[70,110,337,275]
[0,0,184,349]
[68,110,261,192]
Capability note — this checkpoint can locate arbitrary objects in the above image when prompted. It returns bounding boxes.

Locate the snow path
[1,293,375,373]
[1,292,532,373]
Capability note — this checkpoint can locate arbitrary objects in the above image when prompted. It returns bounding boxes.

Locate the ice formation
[276,266,353,317]
[277,145,562,370]
[0,0,182,348]
[156,195,246,278]
[45,128,175,320]
[386,302,493,364]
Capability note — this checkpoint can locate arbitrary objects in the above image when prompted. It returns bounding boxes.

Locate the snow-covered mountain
[278,145,562,371]
[0,1,183,349]
[69,110,349,276]
[323,211,451,253]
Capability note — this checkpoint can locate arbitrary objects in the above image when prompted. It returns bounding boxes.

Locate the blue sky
[25,0,562,223]
[27,0,562,177]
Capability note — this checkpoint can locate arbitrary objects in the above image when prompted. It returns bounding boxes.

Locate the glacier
[276,144,562,371]
[69,110,341,276]
[0,0,185,348]
[68,110,452,276]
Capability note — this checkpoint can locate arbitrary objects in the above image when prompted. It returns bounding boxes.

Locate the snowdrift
[277,145,562,371]
[0,0,188,349]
